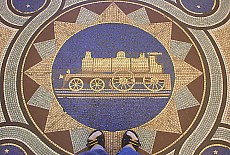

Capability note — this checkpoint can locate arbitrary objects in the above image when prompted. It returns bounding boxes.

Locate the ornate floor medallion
[0,0,229,155]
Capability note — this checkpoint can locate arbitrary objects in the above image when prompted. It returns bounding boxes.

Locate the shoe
[86,130,105,150]
[122,130,141,151]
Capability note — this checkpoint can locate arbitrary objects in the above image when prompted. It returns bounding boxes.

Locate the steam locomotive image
[60,51,171,92]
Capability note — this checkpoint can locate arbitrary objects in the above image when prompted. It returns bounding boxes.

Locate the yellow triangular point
[104,131,124,154]
[24,54,55,92]
[172,55,203,93]
[54,21,87,53]
[139,22,172,52]
[141,101,182,134]
[44,99,83,133]
[96,3,132,24]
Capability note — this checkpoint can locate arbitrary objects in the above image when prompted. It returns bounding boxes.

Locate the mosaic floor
[0,0,229,155]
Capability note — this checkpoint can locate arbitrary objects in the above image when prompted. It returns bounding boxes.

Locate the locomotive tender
[62,51,171,92]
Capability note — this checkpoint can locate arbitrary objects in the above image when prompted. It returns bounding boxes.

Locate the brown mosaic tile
[184,45,203,72]
[27,105,49,131]
[84,2,111,14]
[152,131,181,153]
[187,74,204,103]
[34,22,55,43]
[145,8,170,23]
[46,130,74,153]
[115,2,142,15]
[177,106,200,132]
[23,74,40,103]
[23,45,42,71]
[171,23,191,43]
[56,8,80,23]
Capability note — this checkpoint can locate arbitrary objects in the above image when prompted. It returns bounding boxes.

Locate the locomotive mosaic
[59,51,171,93]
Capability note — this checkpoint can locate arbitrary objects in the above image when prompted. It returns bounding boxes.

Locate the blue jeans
[79,147,141,155]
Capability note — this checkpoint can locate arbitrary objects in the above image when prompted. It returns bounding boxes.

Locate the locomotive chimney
[139,53,145,58]
[148,52,163,73]
[85,51,92,58]
[82,51,93,73]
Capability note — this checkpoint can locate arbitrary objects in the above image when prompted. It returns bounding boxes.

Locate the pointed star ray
[95,3,133,24]
[44,99,85,133]
[127,7,151,25]
[134,128,156,154]
[138,22,172,52]
[137,101,182,134]
[33,39,56,60]
[54,21,87,54]
[104,131,124,154]
[24,54,55,92]
[171,55,203,93]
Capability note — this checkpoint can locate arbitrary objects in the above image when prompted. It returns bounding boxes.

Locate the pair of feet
[87,130,141,151]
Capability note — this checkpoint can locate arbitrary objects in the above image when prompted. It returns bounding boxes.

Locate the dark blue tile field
[0,145,25,155]
[12,0,46,13]
[201,145,230,155]
[52,23,175,131]
[180,0,215,14]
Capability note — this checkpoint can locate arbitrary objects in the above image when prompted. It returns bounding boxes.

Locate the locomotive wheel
[68,78,84,91]
[112,71,135,92]
[143,77,165,92]
[90,78,105,92]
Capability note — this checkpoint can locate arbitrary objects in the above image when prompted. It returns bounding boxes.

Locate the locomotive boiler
[61,51,171,92]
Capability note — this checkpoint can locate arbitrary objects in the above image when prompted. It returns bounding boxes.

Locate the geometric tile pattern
[21,2,202,154]
[33,39,56,60]
[24,55,55,92]
[174,86,200,110]
[170,40,192,60]
[179,29,223,155]
[95,3,131,24]
[135,128,156,154]
[127,7,151,25]
[54,21,86,53]
[0,26,16,65]
[76,7,99,25]
[171,55,203,93]
[104,131,124,155]
[70,128,91,153]
[140,101,182,134]
[210,21,230,125]
[27,86,53,110]
[49,2,179,136]
[2,0,61,124]
[0,126,58,155]
[211,127,230,144]
[44,100,84,133]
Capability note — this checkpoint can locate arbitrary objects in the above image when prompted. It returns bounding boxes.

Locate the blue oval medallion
[12,0,46,13]
[180,0,215,14]
[52,23,175,131]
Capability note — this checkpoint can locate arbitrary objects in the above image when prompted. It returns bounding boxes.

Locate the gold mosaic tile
[210,21,230,125]
[24,54,55,92]
[140,100,182,134]
[44,99,84,133]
